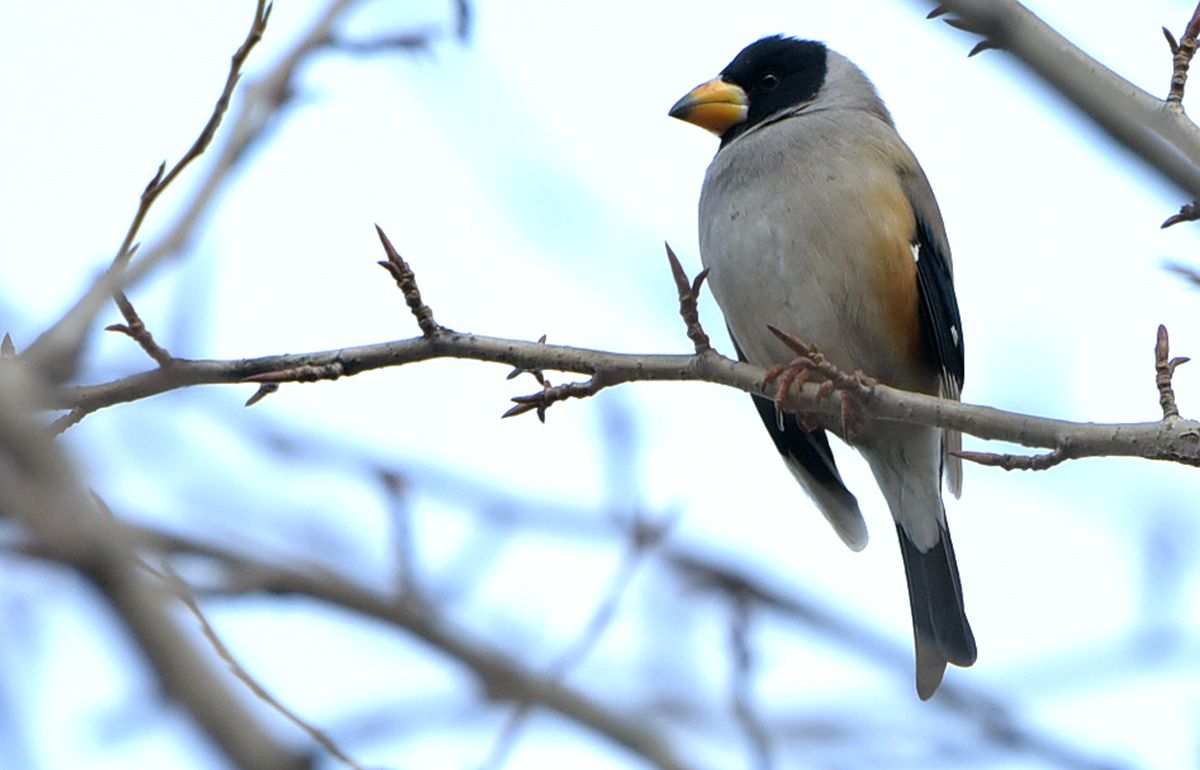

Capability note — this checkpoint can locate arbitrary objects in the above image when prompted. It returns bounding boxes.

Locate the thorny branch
[41,228,1200,471]
[25,0,273,380]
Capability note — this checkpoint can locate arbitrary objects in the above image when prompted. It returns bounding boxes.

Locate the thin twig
[1156,324,1190,420]
[106,300,174,367]
[503,370,618,422]
[665,243,712,354]
[132,528,697,770]
[24,0,363,381]
[729,597,772,770]
[376,225,441,337]
[478,517,669,770]
[49,407,87,436]
[1164,260,1200,287]
[104,2,272,368]
[955,448,1068,471]
[0,376,307,770]
[155,562,367,770]
[1168,2,1200,103]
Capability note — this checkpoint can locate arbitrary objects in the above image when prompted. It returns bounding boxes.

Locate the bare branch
[156,563,367,770]
[134,528,698,770]
[106,296,174,367]
[376,225,441,337]
[502,369,618,422]
[0,364,307,770]
[1156,324,1190,420]
[917,0,1200,207]
[956,448,1068,471]
[665,243,712,354]
[41,326,1200,467]
[478,518,666,769]
[1168,2,1200,103]
[729,598,772,770]
[1165,259,1200,287]
[25,0,274,381]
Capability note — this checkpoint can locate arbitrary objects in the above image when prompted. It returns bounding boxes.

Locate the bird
[669,35,975,699]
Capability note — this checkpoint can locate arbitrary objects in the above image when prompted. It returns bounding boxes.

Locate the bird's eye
[762,73,780,89]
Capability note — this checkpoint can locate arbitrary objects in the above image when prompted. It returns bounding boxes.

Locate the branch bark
[921,0,1200,204]
[0,366,309,770]
[43,329,1200,467]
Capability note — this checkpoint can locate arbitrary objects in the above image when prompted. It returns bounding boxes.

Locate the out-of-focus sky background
[3,1,1200,769]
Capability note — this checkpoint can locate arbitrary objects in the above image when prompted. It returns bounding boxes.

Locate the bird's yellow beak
[668,78,749,136]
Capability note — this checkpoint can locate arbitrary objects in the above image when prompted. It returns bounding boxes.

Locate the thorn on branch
[1156,324,1189,420]
[955,448,1068,471]
[1,334,15,357]
[142,162,168,202]
[503,371,616,423]
[243,361,345,384]
[665,243,712,354]
[1161,201,1200,228]
[968,40,997,57]
[943,17,977,33]
[1167,2,1200,103]
[506,334,548,384]
[927,5,949,20]
[1165,26,1181,56]
[244,383,280,407]
[375,225,441,337]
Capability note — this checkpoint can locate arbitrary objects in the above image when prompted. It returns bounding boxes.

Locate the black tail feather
[896,522,976,699]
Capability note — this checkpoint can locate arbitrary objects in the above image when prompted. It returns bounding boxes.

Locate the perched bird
[669,36,975,699]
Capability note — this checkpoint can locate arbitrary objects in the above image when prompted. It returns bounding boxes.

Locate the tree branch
[24,0,275,381]
[131,528,700,770]
[0,366,308,770]
[43,328,1200,467]
[919,0,1200,209]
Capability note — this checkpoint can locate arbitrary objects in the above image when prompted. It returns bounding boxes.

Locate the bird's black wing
[913,216,964,393]
[900,167,964,496]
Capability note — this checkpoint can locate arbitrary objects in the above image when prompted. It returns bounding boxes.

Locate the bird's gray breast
[697,111,914,382]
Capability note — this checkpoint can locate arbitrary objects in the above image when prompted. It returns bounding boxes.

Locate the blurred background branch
[3,1,1199,769]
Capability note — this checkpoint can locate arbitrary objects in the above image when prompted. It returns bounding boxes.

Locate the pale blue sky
[3,1,1200,768]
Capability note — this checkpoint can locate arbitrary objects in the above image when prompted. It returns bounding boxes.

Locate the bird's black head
[669,36,830,145]
[718,36,828,143]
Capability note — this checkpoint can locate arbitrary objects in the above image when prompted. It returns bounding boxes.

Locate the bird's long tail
[895,521,977,699]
